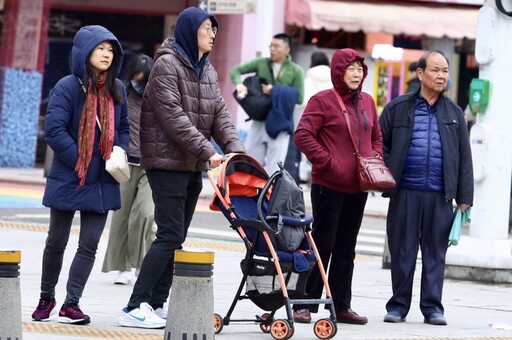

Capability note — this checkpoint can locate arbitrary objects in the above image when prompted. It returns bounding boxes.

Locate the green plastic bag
[448,207,472,246]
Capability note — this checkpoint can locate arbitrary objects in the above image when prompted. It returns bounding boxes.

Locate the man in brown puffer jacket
[118,7,245,329]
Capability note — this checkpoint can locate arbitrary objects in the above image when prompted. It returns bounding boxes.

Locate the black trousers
[41,208,108,306]
[385,188,453,318]
[296,184,368,313]
[127,169,202,309]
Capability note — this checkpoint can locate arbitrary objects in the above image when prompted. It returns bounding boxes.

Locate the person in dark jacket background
[292,48,382,325]
[118,7,245,329]
[406,61,421,94]
[102,53,155,285]
[31,25,129,325]
[379,50,473,326]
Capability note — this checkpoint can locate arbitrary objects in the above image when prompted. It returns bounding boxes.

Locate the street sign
[202,0,257,14]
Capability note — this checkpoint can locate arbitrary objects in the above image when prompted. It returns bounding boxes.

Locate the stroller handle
[204,155,228,171]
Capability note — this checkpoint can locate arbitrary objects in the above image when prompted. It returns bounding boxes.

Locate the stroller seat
[228,195,316,273]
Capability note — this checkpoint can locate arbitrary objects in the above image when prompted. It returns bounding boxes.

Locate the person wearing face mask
[292,48,382,325]
[102,53,155,285]
[379,50,473,326]
[31,25,129,325]
[118,7,245,329]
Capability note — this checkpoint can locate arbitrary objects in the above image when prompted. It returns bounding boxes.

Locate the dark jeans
[295,184,368,313]
[40,208,108,306]
[385,188,453,318]
[127,169,202,309]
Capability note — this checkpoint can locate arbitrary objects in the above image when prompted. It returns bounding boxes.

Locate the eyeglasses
[269,43,285,49]
[204,26,217,35]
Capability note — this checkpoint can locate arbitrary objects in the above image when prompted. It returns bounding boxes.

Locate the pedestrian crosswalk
[356,228,385,256]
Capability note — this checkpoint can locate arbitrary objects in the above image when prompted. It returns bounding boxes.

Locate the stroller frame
[208,154,337,340]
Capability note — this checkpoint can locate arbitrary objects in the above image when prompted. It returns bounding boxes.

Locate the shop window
[302,28,366,50]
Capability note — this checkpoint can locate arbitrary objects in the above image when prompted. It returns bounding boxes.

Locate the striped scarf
[75,73,114,186]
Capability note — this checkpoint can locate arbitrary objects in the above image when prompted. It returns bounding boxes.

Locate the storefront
[285,0,481,110]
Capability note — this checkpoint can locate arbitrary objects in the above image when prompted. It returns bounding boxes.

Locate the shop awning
[286,0,480,39]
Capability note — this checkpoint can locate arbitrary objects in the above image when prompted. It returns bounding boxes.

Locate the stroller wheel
[288,324,295,338]
[214,313,223,334]
[313,318,337,339]
[259,313,273,333]
[270,319,293,340]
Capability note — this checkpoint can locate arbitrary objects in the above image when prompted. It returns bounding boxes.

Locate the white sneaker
[154,302,168,319]
[118,302,166,329]
[114,271,132,285]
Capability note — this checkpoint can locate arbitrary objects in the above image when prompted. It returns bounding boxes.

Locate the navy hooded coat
[43,25,129,213]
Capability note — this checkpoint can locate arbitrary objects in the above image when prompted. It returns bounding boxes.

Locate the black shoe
[424,313,447,326]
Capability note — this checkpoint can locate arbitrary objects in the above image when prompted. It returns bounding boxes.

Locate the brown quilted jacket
[140,40,245,171]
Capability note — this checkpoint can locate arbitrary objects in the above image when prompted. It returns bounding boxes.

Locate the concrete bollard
[164,250,214,340]
[0,251,22,340]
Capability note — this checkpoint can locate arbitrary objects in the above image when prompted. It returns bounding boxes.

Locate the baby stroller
[208,153,337,340]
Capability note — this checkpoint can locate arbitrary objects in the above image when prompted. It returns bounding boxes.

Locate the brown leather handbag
[331,89,396,192]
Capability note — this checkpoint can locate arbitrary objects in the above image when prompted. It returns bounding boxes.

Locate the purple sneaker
[57,304,91,325]
[32,298,56,321]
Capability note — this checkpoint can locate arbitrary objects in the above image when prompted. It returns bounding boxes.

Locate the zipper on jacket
[425,108,433,189]
[361,109,368,131]
[99,183,105,213]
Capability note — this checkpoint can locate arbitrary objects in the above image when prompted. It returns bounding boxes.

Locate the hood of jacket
[71,25,123,78]
[331,48,367,101]
[307,64,331,84]
[306,64,332,92]
[173,7,218,67]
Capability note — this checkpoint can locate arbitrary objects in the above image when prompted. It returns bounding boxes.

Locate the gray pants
[102,165,155,272]
[40,208,108,306]
[246,120,290,176]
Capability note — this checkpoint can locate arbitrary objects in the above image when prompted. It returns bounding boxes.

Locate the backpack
[233,76,271,121]
[265,164,306,252]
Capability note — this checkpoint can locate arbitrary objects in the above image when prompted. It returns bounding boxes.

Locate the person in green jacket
[230,33,304,176]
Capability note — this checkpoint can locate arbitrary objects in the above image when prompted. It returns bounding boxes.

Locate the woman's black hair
[124,53,154,87]
[83,41,123,103]
[310,51,330,68]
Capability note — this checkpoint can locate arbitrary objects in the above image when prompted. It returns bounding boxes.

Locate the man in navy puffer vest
[379,51,473,326]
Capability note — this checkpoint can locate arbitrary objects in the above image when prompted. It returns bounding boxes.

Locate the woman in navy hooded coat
[31,25,129,325]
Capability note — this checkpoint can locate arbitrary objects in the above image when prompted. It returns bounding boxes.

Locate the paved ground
[1,167,512,339]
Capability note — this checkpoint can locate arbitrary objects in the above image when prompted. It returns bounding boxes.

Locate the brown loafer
[293,309,311,324]
[336,308,368,325]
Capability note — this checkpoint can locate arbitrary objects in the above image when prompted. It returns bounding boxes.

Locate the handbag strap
[76,76,102,132]
[330,88,359,154]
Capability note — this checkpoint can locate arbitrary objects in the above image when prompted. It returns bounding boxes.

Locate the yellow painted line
[22,322,162,339]
[20,322,512,340]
